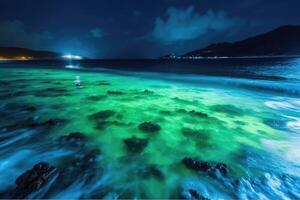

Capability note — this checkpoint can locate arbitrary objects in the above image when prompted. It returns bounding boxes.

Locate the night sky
[0,0,300,58]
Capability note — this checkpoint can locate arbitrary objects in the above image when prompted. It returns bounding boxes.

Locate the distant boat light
[62,54,82,60]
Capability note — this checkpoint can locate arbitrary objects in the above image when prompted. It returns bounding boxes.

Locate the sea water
[0,58,299,199]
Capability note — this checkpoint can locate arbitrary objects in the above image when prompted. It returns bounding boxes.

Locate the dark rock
[89,110,115,120]
[143,89,154,94]
[215,163,228,176]
[73,149,101,170]
[178,109,209,118]
[180,182,212,200]
[59,132,87,147]
[41,118,68,127]
[52,149,102,192]
[98,83,111,86]
[179,109,208,118]
[45,88,68,93]
[107,90,124,95]
[124,137,148,153]
[139,122,160,133]
[160,110,172,115]
[182,158,211,172]
[98,81,111,86]
[189,110,209,118]
[88,110,116,130]
[94,120,127,130]
[86,95,107,101]
[188,189,210,200]
[23,106,37,112]
[182,158,229,176]
[12,162,57,199]
[94,121,109,130]
[138,165,164,180]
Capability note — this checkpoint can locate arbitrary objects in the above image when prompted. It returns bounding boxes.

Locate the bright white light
[65,64,81,69]
[62,54,82,60]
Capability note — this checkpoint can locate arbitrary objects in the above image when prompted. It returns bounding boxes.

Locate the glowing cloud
[150,6,241,44]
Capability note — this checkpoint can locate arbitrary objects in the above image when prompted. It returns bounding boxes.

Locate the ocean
[0,58,299,199]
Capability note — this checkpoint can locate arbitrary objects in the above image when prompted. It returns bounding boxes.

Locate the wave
[125,71,300,98]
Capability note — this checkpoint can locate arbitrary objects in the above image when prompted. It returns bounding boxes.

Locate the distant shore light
[65,64,81,69]
[62,54,82,60]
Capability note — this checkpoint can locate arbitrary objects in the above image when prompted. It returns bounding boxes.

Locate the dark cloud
[90,27,105,38]
[149,6,242,44]
[0,20,54,49]
[0,19,105,58]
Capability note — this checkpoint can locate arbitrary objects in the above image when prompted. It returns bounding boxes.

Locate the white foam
[287,118,300,131]
[264,101,296,110]
[262,138,300,166]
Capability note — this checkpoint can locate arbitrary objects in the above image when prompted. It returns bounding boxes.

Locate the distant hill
[183,25,300,58]
[0,47,62,60]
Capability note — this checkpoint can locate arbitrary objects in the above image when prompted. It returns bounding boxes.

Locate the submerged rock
[12,162,57,199]
[107,90,124,95]
[98,81,111,86]
[124,137,148,153]
[0,80,10,86]
[178,109,209,118]
[160,110,172,115]
[189,110,209,118]
[139,122,161,133]
[181,128,210,148]
[41,118,68,128]
[138,165,164,180]
[94,121,110,130]
[182,128,209,138]
[143,89,154,94]
[34,87,69,97]
[17,84,28,89]
[89,110,116,120]
[88,110,117,130]
[11,118,68,130]
[59,132,87,147]
[45,87,68,92]
[0,91,29,99]
[4,103,37,113]
[212,104,244,116]
[86,95,107,101]
[72,149,101,170]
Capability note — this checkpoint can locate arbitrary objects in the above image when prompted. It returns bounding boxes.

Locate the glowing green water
[0,67,288,198]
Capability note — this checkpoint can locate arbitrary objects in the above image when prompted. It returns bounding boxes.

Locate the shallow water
[0,60,299,199]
